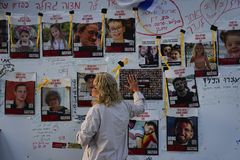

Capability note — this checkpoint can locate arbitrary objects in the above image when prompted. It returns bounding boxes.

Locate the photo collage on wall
[217,20,240,65]
[105,9,135,53]
[77,64,107,107]
[167,108,198,151]
[119,69,162,100]
[138,40,159,68]
[5,72,36,115]
[42,11,72,57]
[165,67,199,108]
[10,13,40,58]
[160,37,181,67]
[41,79,71,121]
[73,12,103,58]
[0,15,8,54]
[185,32,218,77]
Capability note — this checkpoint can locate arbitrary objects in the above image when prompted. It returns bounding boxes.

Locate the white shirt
[46,39,67,50]
[76,92,145,160]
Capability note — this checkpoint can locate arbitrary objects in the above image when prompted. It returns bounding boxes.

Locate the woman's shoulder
[92,103,109,110]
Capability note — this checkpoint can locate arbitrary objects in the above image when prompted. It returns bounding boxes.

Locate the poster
[41,79,71,121]
[128,120,159,155]
[42,11,72,57]
[165,67,199,108]
[138,40,159,68]
[105,10,135,53]
[119,69,162,100]
[160,37,181,67]
[128,109,159,155]
[167,108,198,151]
[5,72,36,115]
[10,13,40,58]
[77,64,107,107]
[185,32,218,77]
[73,12,103,58]
[217,20,240,65]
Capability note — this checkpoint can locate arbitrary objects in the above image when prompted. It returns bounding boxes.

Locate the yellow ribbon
[180,30,185,66]
[100,13,105,48]
[211,30,216,63]
[36,15,42,49]
[164,78,169,116]
[133,9,155,35]
[68,13,73,49]
[112,58,128,79]
[36,78,50,92]
[7,15,13,45]
[156,37,170,70]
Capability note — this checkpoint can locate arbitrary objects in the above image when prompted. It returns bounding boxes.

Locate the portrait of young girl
[219,29,240,64]
[12,25,36,52]
[44,23,68,50]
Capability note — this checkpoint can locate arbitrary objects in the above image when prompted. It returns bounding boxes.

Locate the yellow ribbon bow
[36,78,50,92]
[112,58,128,79]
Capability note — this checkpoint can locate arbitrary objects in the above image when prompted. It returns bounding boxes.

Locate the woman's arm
[76,107,100,147]
[125,74,146,118]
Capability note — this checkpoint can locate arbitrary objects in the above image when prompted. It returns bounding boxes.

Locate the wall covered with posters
[0,0,240,160]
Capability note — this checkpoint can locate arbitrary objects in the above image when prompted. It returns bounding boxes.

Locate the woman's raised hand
[126,74,140,92]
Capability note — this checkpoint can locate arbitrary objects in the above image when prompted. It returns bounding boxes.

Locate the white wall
[0,0,240,160]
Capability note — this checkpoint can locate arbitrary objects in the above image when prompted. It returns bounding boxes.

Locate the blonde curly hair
[92,72,122,107]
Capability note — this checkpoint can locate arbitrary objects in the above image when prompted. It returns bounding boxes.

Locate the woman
[76,73,145,160]
[45,90,68,115]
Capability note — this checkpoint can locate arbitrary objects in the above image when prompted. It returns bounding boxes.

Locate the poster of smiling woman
[73,11,103,58]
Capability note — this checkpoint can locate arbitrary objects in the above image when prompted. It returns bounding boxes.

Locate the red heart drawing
[200,0,228,25]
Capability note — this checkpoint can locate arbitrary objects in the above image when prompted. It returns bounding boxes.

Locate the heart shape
[200,0,228,25]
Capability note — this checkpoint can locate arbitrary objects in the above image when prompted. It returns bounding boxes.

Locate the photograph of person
[41,87,71,121]
[161,44,181,66]
[138,45,159,67]
[73,22,103,57]
[11,25,38,55]
[219,29,240,64]
[190,43,211,70]
[84,74,96,93]
[42,22,71,56]
[15,26,34,50]
[167,117,198,151]
[74,23,100,47]
[167,77,199,108]
[149,46,159,65]
[77,73,96,107]
[168,48,181,62]
[128,120,158,155]
[0,19,8,53]
[185,42,218,77]
[161,44,172,57]
[45,23,68,50]
[105,18,135,52]
[5,81,35,115]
